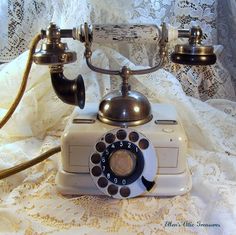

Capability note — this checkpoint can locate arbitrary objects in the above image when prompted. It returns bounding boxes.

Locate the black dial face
[100,141,144,186]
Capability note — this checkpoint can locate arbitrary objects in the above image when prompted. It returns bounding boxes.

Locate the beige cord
[0,146,61,180]
[0,33,42,129]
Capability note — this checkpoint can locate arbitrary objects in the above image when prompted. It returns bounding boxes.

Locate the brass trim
[174,44,214,56]
[33,43,77,65]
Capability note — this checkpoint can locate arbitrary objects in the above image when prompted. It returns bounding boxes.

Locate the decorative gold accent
[33,23,76,65]
[173,44,215,56]
[171,26,216,65]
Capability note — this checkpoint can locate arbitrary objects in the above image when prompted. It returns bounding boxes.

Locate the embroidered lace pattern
[0,1,236,234]
[0,0,235,99]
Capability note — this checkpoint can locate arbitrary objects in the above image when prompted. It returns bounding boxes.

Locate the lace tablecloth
[0,49,236,235]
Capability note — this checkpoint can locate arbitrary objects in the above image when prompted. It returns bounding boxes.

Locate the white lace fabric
[0,0,235,100]
[0,0,236,234]
[0,48,236,234]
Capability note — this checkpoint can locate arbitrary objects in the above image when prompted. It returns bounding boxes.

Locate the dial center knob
[109,150,136,177]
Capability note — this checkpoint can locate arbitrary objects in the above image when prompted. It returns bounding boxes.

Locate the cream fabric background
[0,0,236,234]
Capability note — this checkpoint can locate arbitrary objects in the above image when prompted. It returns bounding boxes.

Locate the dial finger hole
[97,177,108,188]
[91,153,101,164]
[105,133,116,144]
[116,129,127,140]
[129,131,139,142]
[139,138,149,150]
[96,142,106,152]
[91,166,102,177]
[120,186,131,198]
[107,184,118,195]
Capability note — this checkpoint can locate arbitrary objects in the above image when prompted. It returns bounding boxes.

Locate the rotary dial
[89,128,157,199]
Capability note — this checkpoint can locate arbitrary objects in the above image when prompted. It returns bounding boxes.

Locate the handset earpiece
[171,26,216,65]
[33,23,85,108]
